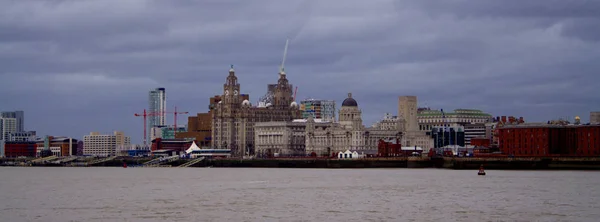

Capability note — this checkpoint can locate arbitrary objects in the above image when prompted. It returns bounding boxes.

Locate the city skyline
[0,0,598,143]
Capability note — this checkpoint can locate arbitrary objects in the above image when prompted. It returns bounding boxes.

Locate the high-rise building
[1,111,24,132]
[299,99,336,122]
[83,131,131,156]
[0,118,17,141]
[148,88,166,143]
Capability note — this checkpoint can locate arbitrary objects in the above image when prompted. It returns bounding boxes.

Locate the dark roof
[341,93,358,107]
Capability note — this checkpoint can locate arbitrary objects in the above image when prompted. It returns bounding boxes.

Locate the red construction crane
[163,106,189,129]
[134,109,163,145]
[293,86,298,101]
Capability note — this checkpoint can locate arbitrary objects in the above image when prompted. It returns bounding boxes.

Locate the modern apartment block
[83,131,131,156]
[148,87,166,143]
[299,99,336,122]
[1,111,24,132]
[0,117,17,141]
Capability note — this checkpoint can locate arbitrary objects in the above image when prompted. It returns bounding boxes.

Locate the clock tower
[223,65,241,108]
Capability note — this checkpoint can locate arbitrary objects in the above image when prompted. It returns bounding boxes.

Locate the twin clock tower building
[211,66,301,157]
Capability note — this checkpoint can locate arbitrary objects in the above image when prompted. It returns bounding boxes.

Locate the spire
[229,64,235,73]
[348,92,352,98]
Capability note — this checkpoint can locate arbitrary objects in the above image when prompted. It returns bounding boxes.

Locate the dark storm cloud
[1,0,599,143]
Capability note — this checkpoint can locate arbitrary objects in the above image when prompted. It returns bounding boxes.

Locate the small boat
[478,164,486,176]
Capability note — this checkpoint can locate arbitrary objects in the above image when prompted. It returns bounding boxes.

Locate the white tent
[185,141,202,154]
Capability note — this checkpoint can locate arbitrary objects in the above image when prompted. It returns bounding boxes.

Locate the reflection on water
[0,167,599,222]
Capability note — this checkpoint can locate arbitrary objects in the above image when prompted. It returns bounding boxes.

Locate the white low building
[337,150,360,159]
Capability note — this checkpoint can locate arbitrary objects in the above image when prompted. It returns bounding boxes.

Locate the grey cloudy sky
[1,0,599,143]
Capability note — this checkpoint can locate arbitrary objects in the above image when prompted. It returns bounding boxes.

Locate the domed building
[211,66,302,157]
[302,93,405,157]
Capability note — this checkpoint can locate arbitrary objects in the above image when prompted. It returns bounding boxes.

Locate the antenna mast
[280,38,290,73]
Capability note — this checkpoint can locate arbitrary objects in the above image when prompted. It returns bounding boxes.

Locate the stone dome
[341,92,357,107]
[242,99,251,107]
[290,101,298,108]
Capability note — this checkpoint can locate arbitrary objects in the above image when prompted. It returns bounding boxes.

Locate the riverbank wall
[3,157,600,170]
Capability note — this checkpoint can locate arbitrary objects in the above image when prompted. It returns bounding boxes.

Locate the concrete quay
[3,156,600,170]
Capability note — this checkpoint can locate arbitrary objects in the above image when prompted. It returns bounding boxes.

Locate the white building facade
[254,93,406,157]
[83,131,131,156]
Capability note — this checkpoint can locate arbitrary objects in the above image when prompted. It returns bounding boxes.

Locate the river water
[0,167,598,222]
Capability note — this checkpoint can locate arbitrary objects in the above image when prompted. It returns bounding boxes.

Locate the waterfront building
[254,93,405,157]
[161,126,187,139]
[176,112,213,146]
[398,96,435,151]
[371,113,401,130]
[116,144,151,157]
[9,131,37,142]
[377,139,402,157]
[591,111,600,125]
[428,127,465,148]
[299,99,336,122]
[1,111,24,132]
[148,87,166,143]
[464,123,486,145]
[304,93,402,156]
[211,66,302,157]
[497,123,600,157]
[150,126,163,141]
[34,136,78,156]
[83,131,130,156]
[76,141,83,156]
[417,108,493,131]
[149,126,186,141]
[0,117,17,141]
[4,141,37,157]
[151,138,193,153]
[254,121,308,157]
[416,108,493,145]
[337,150,360,159]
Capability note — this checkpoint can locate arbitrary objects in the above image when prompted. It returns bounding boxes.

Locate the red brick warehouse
[497,124,600,157]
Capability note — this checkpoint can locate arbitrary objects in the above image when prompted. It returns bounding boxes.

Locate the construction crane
[163,106,189,129]
[293,86,298,101]
[134,109,163,145]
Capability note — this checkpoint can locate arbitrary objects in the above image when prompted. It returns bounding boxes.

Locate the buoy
[478,164,486,176]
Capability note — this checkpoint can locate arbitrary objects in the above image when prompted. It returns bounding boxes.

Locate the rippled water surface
[1,167,599,222]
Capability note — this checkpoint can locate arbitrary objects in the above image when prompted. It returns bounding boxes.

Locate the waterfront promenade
[2,156,600,170]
